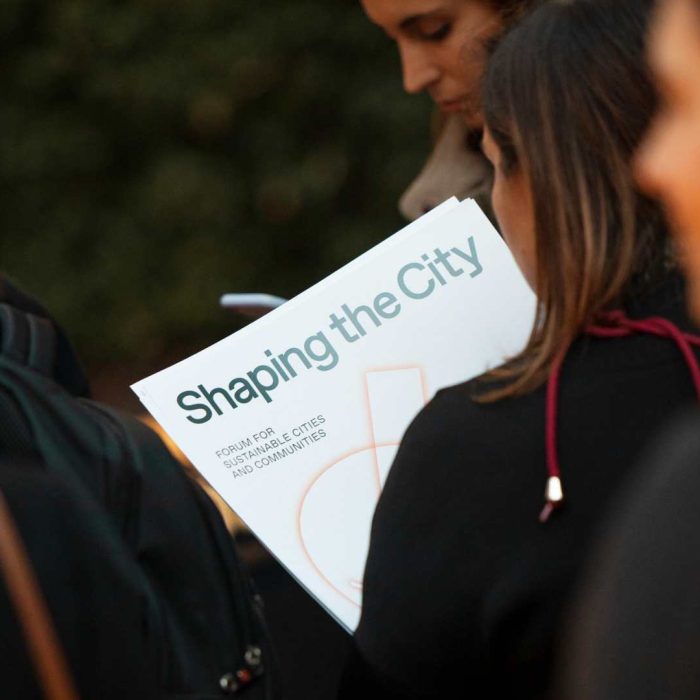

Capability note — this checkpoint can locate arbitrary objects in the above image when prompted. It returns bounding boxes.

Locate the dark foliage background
[1,5,430,691]
[0,0,431,379]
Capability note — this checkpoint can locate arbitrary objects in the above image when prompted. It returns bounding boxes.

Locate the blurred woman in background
[340,0,700,697]
[360,0,543,214]
[360,0,538,128]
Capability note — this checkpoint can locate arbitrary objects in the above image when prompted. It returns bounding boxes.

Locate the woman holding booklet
[340,0,700,697]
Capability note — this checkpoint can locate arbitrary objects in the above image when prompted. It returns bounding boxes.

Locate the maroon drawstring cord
[540,311,700,523]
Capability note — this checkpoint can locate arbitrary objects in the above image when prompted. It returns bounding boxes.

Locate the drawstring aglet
[539,476,564,523]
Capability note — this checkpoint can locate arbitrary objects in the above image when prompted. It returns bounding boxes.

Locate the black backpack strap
[0,305,29,365]
[0,278,89,398]
[26,314,57,377]
[0,304,57,378]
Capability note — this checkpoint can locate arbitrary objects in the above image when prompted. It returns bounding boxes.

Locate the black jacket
[341,274,698,699]
[0,461,160,699]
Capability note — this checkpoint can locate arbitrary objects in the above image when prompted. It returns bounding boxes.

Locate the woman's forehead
[361,0,479,31]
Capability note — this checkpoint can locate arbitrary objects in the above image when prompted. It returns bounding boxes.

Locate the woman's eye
[420,22,452,42]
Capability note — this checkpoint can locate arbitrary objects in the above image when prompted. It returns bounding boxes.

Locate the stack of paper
[133,198,536,632]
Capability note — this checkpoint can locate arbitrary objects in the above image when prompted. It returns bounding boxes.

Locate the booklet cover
[132,198,536,633]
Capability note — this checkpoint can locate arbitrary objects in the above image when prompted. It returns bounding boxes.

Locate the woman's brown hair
[481,0,669,400]
[488,0,545,24]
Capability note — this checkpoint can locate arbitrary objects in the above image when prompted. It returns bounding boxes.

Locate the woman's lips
[438,98,466,113]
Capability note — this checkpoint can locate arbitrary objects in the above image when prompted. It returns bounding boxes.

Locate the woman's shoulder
[378,376,546,508]
[568,409,700,699]
[399,375,545,454]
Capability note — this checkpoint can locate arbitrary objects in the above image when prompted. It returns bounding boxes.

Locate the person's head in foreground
[360,0,542,131]
[481,0,670,398]
[636,0,700,321]
[560,7,700,696]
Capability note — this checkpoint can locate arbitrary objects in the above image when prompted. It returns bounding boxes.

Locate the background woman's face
[481,127,537,290]
[636,0,700,317]
[360,0,502,130]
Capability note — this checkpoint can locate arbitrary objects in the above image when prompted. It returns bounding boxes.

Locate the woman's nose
[399,42,441,94]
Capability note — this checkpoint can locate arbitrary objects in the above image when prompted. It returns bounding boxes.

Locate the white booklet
[132,198,536,633]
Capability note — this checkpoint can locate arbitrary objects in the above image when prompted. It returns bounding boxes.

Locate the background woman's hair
[489,0,548,24]
[482,0,669,401]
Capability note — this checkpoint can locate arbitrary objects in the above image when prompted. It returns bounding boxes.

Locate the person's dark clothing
[340,275,698,699]
[566,408,700,700]
[0,461,160,699]
[0,277,279,699]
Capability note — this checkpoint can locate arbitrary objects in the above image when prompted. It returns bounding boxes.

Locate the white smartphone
[219,293,287,319]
